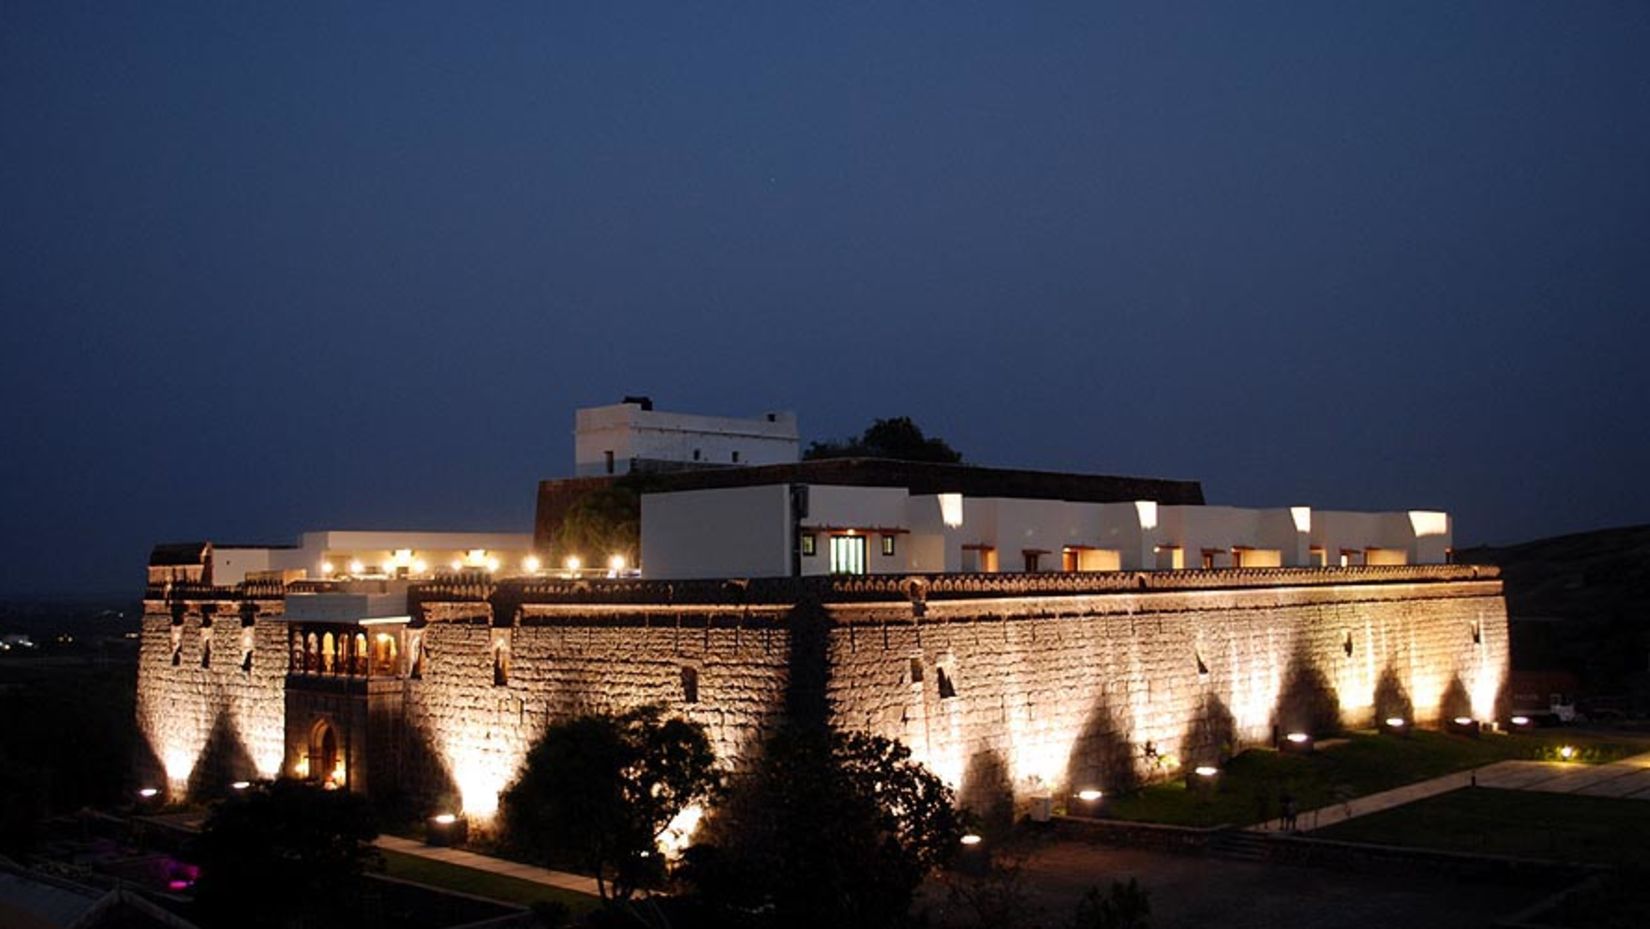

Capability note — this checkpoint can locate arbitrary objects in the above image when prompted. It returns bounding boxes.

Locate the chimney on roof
[621,395,654,411]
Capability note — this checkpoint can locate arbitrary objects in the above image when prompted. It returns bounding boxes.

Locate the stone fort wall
[824,574,1507,817]
[135,567,1507,826]
[135,592,289,795]
[401,599,794,816]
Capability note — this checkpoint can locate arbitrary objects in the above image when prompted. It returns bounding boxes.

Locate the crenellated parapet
[403,563,1498,612]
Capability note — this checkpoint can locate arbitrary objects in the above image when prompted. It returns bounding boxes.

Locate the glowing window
[881,535,896,557]
[829,535,867,575]
[800,533,817,557]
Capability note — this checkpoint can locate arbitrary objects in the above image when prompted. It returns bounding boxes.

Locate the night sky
[4,3,1647,596]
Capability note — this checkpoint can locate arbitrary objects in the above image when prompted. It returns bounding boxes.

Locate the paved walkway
[376,834,602,898]
[1250,750,1650,834]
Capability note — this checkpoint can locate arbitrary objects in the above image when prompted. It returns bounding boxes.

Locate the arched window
[309,719,343,788]
[352,633,368,675]
[321,633,335,673]
[371,633,398,675]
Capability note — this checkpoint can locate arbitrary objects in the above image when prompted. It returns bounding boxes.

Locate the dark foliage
[1070,879,1152,929]
[804,416,962,463]
[680,726,963,929]
[500,706,720,902]
[192,779,380,929]
[0,756,50,857]
[0,664,137,818]
[554,483,641,567]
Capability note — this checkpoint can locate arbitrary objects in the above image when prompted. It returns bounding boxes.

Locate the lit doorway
[829,535,867,574]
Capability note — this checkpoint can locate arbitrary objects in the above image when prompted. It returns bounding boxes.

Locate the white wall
[212,547,273,586]
[641,485,793,579]
[575,403,799,476]
[636,484,1454,579]
[797,485,912,576]
[269,531,535,579]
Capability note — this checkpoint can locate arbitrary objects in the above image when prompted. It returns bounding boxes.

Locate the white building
[574,398,799,476]
[159,530,537,587]
[639,469,1451,580]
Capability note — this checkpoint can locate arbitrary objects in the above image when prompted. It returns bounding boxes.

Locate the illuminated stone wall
[135,594,289,796]
[400,601,793,820]
[825,575,1508,812]
[136,567,1507,829]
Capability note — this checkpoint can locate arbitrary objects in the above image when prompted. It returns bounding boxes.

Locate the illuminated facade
[134,425,1501,835]
[136,566,1509,828]
[641,483,1451,579]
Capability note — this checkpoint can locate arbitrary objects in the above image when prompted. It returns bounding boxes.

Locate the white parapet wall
[575,401,799,476]
[636,483,1453,578]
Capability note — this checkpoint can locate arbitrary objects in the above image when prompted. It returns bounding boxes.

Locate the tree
[682,727,964,928]
[192,779,379,929]
[804,417,963,463]
[554,483,641,567]
[500,706,720,903]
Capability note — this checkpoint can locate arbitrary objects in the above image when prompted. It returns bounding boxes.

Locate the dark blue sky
[4,2,1647,595]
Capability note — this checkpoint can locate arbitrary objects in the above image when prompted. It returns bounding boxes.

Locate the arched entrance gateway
[308,719,344,789]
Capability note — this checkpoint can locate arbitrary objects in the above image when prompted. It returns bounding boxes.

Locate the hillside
[1456,524,1650,704]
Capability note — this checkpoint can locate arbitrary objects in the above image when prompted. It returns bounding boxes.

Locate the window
[1022,551,1042,573]
[961,545,997,573]
[200,641,211,669]
[681,666,699,704]
[1309,546,1327,567]
[800,533,817,557]
[493,642,509,686]
[909,658,924,684]
[732,450,740,463]
[604,450,615,474]
[829,535,867,574]
[936,666,957,699]
[881,534,896,557]
[692,448,701,461]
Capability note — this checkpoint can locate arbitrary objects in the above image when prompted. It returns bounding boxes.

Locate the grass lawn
[1312,787,1650,867]
[1096,728,1644,827]
[378,848,600,916]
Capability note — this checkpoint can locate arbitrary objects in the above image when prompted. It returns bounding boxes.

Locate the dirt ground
[920,839,1564,929]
